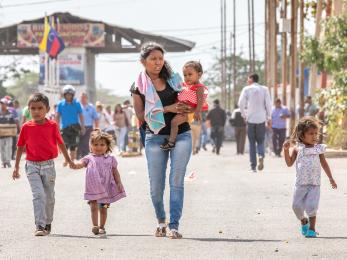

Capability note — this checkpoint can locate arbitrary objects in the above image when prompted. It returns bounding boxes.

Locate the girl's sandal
[99,228,107,237]
[168,229,182,239]
[92,226,99,235]
[155,226,167,237]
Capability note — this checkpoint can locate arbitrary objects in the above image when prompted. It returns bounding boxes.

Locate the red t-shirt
[17,119,64,161]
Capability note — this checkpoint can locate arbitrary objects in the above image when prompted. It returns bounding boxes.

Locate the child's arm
[112,167,124,192]
[71,161,86,170]
[58,143,74,168]
[12,146,24,180]
[319,154,337,189]
[194,86,205,121]
[283,140,297,167]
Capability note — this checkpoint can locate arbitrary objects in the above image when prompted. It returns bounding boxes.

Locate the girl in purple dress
[73,129,126,236]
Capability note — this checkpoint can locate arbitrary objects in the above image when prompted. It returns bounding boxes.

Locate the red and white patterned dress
[177,83,208,111]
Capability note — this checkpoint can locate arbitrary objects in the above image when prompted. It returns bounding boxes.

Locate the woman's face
[142,50,164,76]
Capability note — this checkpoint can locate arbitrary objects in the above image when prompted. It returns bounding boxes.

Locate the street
[0,142,346,260]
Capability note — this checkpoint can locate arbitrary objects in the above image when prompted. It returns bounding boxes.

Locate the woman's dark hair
[183,60,203,74]
[114,104,123,114]
[140,42,173,81]
[28,93,50,108]
[291,116,321,143]
[248,73,259,83]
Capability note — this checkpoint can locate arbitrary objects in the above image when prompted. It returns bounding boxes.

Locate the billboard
[39,51,85,86]
[17,23,105,48]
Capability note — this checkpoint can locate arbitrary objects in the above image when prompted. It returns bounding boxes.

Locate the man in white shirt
[238,74,272,172]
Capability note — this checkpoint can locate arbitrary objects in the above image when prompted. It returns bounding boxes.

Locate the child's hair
[291,116,321,143]
[28,93,49,108]
[183,60,203,74]
[89,129,115,154]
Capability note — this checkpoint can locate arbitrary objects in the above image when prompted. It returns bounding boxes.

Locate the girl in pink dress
[73,129,126,236]
[160,61,208,150]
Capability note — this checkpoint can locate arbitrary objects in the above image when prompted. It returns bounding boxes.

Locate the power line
[1,0,71,8]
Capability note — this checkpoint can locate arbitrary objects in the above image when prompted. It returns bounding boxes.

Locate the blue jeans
[145,131,192,230]
[247,122,266,170]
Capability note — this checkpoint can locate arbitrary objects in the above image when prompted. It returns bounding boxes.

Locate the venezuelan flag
[39,16,50,52]
[39,16,65,58]
[46,27,65,58]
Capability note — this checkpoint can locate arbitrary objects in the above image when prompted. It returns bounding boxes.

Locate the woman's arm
[319,154,337,188]
[132,94,145,122]
[283,140,297,167]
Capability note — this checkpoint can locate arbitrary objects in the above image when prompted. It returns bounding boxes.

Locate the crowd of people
[0,88,135,168]
[1,41,336,240]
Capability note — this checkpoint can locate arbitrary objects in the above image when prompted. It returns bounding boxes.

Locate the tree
[0,58,32,98]
[301,14,347,149]
[204,53,265,107]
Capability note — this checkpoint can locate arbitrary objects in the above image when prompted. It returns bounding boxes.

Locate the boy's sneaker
[305,229,317,238]
[301,223,309,236]
[45,224,52,234]
[35,226,48,236]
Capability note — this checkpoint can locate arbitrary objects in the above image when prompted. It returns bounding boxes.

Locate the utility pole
[233,0,237,107]
[299,0,305,118]
[265,0,269,89]
[268,0,277,97]
[280,0,288,106]
[251,0,255,72]
[308,0,323,96]
[320,0,332,89]
[220,0,227,108]
[248,0,253,73]
[289,0,298,133]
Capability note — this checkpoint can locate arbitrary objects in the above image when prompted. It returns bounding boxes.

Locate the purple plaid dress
[81,154,126,204]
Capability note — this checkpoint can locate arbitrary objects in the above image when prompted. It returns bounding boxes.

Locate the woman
[113,104,128,153]
[131,42,192,239]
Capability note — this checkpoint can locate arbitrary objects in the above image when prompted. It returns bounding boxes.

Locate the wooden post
[299,0,305,118]
[308,0,323,96]
[268,0,277,97]
[320,0,332,89]
[289,0,298,133]
[281,0,288,106]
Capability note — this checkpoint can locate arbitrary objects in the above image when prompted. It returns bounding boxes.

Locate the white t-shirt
[295,143,326,186]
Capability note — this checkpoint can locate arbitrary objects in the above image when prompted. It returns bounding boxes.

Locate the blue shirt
[57,98,83,129]
[271,106,290,129]
[81,103,98,127]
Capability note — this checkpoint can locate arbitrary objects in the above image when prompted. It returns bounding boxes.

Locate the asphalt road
[0,142,346,260]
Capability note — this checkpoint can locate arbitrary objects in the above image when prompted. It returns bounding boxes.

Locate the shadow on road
[317,237,347,240]
[183,237,282,243]
[51,234,152,239]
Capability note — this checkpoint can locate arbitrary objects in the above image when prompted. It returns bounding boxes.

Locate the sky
[0,0,266,96]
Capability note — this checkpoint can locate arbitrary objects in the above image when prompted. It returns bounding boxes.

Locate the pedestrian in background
[238,73,272,172]
[271,98,290,157]
[78,92,99,159]
[113,104,129,153]
[55,85,85,166]
[12,93,73,236]
[231,104,246,155]
[122,100,134,152]
[207,99,226,155]
[72,129,126,236]
[304,96,319,117]
[283,116,337,238]
[0,98,18,168]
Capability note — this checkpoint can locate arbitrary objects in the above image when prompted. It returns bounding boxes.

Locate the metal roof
[0,12,195,55]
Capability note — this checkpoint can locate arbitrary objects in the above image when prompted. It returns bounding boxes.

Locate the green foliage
[302,14,347,148]
[203,54,264,106]
[6,72,39,105]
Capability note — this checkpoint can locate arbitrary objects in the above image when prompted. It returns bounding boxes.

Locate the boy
[12,93,73,236]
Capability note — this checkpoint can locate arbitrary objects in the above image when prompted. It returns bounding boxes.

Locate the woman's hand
[164,102,194,114]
